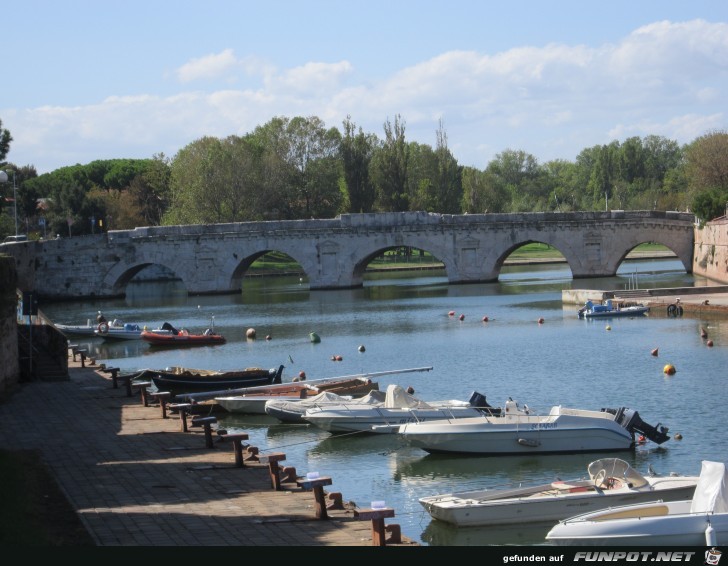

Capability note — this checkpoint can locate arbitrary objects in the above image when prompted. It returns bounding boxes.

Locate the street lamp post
[0,169,18,236]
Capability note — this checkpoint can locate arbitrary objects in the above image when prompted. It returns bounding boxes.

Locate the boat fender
[705,523,716,546]
[98,322,109,334]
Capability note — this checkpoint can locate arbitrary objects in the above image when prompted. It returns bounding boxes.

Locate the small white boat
[419,458,699,527]
[56,317,135,338]
[301,384,497,434]
[546,460,728,546]
[578,299,649,319]
[397,399,671,455]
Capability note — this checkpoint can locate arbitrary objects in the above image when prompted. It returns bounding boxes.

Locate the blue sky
[3,0,728,175]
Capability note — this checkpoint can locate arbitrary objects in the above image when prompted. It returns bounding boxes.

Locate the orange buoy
[459,314,465,321]
[482,316,489,322]
[663,364,676,375]
[651,348,659,357]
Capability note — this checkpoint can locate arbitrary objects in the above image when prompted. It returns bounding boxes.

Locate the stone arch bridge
[2,211,695,300]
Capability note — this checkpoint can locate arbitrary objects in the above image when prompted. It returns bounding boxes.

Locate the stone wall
[693,219,728,284]
[0,256,19,397]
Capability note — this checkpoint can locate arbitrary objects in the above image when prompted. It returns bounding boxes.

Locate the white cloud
[6,19,728,173]
[176,49,239,82]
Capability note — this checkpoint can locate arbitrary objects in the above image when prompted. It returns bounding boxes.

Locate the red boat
[141,322,226,347]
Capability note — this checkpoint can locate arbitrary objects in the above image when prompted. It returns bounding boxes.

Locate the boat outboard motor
[614,407,671,445]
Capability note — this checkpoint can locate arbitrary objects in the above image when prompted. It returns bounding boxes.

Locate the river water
[39,259,728,546]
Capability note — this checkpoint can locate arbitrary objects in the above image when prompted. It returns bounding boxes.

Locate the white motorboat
[94,320,145,340]
[578,299,649,319]
[301,384,498,434]
[419,458,699,527]
[56,317,133,337]
[265,389,386,423]
[546,460,728,546]
[397,399,671,455]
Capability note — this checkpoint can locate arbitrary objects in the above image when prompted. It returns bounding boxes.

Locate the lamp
[0,169,18,236]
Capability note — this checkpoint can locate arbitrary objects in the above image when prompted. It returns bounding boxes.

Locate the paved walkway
[0,357,417,547]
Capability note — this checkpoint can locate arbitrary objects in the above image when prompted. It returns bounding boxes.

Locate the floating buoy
[448,311,455,316]
[700,326,708,339]
[299,371,306,380]
[605,325,611,331]
[675,433,683,440]
[459,314,465,321]
[331,355,343,362]
[406,386,415,394]
[246,328,256,339]
[707,340,714,347]
[482,316,489,322]
[537,318,545,324]
[663,364,676,375]
[265,335,272,340]
[358,345,366,352]
[309,332,321,343]
[651,348,659,357]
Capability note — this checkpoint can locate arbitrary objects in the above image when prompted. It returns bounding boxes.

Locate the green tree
[433,120,463,213]
[685,130,728,222]
[371,114,409,211]
[0,119,11,164]
[340,116,377,213]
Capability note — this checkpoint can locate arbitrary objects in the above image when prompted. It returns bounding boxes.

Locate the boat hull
[143,365,284,396]
[141,330,226,347]
[420,480,698,527]
[546,500,728,546]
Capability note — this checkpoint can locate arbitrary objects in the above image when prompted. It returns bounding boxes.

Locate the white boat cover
[689,460,728,513]
[384,384,433,409]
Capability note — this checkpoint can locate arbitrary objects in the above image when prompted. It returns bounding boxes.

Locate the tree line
[1,115,727,240]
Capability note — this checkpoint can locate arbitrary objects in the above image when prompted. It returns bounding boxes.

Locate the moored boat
[141,321,226,347]
[578,299,649,319]
[397,399,671,455]
[419,458,699,527]
[546,460,728,546]
[301,385,499,434]
[129,364,285,396]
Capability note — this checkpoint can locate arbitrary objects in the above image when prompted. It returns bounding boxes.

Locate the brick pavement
[0,357,417,547]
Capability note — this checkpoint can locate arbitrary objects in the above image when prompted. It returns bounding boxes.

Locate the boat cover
[690,460,728,513]
[384,384,433,409]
